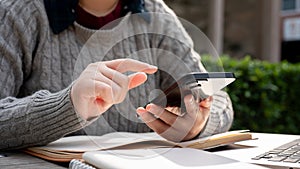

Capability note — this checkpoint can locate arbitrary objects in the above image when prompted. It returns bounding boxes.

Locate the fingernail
[137,107,146,112]
[136,108,146,116]
[148,65,158,69]
[146,105,150,111]
[136,108,142,113]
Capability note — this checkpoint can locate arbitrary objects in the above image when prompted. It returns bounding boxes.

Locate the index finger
[103,59,157,74]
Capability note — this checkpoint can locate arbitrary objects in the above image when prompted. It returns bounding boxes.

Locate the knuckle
[169,117,177,125]
[88,62,98,69]
[122,76,130,87]
[113,95,123,104]
[96,83,112,96]
[103,84,113,93]
[123,58,132,63]
[112,86,126,103]
[154,127,165,135]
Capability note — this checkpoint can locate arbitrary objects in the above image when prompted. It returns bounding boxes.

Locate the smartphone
[145,72,235,115]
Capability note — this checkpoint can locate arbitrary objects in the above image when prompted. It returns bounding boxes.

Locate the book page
[29,130,251,153]
[30,132,169,152]
[25,130,253,162]
[178,130,251,148]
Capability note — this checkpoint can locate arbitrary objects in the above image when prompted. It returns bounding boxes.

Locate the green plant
[202,55,300,134]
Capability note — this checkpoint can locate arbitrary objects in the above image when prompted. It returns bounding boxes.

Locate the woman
[0,0,233,150]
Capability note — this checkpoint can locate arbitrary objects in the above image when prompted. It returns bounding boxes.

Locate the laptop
[213,133,300,169]
[250,138,300,168]
[82,148,266,169]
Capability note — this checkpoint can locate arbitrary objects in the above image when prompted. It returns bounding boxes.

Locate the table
[0,151,67,169]
[1,133,300,169]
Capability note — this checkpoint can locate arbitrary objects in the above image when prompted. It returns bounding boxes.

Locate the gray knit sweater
[0,0,233,150]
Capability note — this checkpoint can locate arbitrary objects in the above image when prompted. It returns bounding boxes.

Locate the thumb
[128,72,148,89]
[200,96,213,108]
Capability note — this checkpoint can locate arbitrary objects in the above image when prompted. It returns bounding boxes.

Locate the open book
[24,130,253,162]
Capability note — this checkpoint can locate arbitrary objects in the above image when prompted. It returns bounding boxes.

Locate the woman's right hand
[71,59,157,120]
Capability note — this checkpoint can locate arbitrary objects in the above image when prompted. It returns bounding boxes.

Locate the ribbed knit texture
[0,0,233,150]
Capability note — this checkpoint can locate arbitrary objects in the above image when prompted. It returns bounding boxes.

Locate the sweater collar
[43,0,149,34]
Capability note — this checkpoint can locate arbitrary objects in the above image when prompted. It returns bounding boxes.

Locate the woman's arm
[0,1,87,150]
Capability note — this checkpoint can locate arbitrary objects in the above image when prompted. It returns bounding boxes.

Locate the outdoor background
[165,0,300,134]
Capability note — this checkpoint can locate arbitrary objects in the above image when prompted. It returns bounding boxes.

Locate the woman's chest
[20,33,157,96]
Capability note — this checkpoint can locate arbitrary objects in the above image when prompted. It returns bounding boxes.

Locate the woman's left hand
[136,95,212,142]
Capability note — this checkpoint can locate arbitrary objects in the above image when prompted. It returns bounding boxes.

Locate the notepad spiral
[69,159,96,169]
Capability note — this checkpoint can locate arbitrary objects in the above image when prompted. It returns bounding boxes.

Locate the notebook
[78,148,267,169]
[24,130,253,162]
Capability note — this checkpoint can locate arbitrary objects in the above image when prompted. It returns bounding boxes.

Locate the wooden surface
[0,151,67,169]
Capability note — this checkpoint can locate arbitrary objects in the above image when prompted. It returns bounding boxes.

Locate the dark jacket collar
[43,0,149,34]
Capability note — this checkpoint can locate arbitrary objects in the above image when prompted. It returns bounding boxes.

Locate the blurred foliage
[202,55,300,134]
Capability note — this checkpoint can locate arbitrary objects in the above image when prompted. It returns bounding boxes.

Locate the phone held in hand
[145,72,235,116]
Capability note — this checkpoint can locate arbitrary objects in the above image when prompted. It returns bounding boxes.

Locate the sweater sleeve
[0,0,87,150]
[146,0,234,137]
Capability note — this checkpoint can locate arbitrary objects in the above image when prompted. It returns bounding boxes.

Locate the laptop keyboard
[252,139,300,163]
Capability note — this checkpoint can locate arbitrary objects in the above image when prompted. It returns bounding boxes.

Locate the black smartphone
[145,72,235,115]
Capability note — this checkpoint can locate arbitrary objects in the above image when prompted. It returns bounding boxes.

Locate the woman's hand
[137,95,212,142]
[71,59,157,120]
